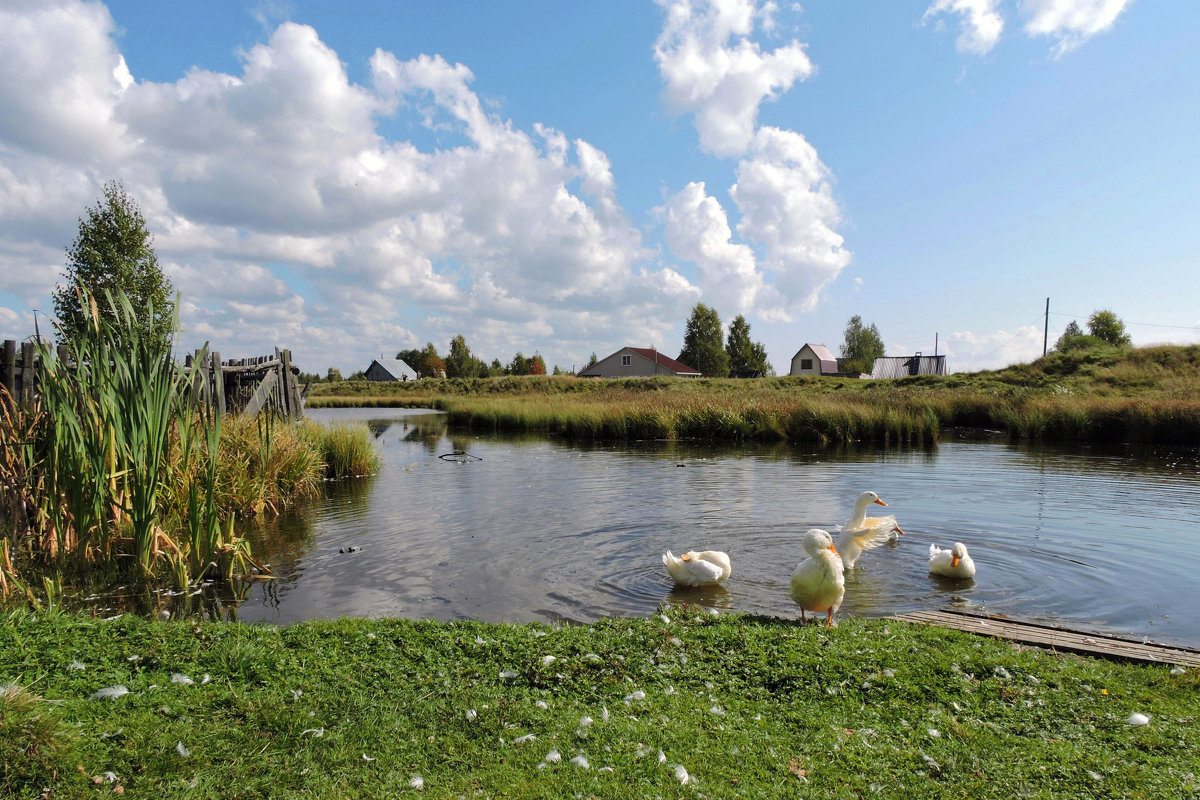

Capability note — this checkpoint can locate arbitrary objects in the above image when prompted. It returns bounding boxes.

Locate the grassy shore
[306,344,1200,446]
[2,607,1196,799]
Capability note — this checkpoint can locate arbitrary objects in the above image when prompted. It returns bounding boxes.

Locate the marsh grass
[0,288,379,596]
[308,344,1200,445]
[1,607,1196,798]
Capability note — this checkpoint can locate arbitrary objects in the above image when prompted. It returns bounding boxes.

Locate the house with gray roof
[365,357,417,382]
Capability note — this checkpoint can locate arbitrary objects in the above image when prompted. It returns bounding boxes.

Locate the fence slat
[1,340,14,396]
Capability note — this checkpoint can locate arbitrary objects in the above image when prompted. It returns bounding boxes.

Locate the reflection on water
[91,408,1200,648]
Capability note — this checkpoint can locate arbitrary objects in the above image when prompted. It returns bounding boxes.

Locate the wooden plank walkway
[892,609,1200,668]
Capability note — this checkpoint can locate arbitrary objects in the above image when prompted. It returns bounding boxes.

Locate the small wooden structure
[2,339,304,421]
[893,608,1200,667]
[186,347,305,421]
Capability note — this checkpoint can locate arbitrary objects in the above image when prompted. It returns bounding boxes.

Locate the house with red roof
[577,347,701,378]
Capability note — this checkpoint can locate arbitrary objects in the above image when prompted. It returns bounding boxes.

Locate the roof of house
[869,355,948,379]
[369,357,417,380]
[793,343,838,373]
[626,347,700,375]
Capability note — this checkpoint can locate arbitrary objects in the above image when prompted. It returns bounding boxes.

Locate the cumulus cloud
[660,182,765,314]
[922,0,1005,55]
[943,324,1045,371]
[0,0,132,162]
[730,127,850,318]
[0,2,693,372]
[654,0,813,157]
[1020,0,1133,57]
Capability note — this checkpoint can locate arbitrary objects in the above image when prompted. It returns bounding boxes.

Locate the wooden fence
[1,339,305,421]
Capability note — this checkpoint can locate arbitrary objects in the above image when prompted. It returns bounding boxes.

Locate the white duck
[929,542,976,579]
[789,529,845,627]
[662,549,732,587]
[838,490,905,568]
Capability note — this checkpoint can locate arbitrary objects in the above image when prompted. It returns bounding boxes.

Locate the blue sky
[1,0,1196,375]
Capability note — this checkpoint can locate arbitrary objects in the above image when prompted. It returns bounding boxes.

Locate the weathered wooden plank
[220,359,281,375]
[19,342,34,404]
[241,368,279,419]
[279,348,302,420]
[1,339,14,395]
[892,609,1200,667]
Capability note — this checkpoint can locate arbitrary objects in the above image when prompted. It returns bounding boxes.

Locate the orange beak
[680,553,692,562]
[894,525,905,535]
[829,543,839,556]
[951,554,960,567]
[874,498,888,507]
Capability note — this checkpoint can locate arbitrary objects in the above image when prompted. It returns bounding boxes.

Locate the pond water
[155,408,1200,648]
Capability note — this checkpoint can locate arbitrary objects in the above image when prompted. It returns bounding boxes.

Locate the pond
[148,408,1200,649]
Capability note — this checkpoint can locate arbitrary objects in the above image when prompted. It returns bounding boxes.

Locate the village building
[364,357,417,382]
[577,347,701,378]
[788,344,839,376]
[869,354,948,379]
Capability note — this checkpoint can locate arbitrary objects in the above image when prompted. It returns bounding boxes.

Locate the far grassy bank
[2,608,1196,799]
[306,344,1200,446]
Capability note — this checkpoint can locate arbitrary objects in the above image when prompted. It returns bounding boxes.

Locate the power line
[1047,311,1199,331]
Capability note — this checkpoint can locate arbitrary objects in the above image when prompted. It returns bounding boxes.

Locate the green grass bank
[3,608,1197,798]
[306,344,1200,446]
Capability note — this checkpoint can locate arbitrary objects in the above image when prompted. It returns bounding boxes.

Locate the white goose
[789,529,845,626]
[838,490,905,568]
[929,542,976,579]
[662,549,732,587]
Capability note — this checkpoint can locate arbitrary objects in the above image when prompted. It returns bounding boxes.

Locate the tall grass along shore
[307,343,1200,447]
[2,607,1196,798]
[0,288,380,599]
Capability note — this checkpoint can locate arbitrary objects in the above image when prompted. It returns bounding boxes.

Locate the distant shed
[870,354,947,379]
[365,357,417,382]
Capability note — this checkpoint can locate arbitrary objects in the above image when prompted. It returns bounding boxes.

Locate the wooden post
[279,348,301,420]
[19,342,35,404]
[1,340,14,396]
[241,369,279,418]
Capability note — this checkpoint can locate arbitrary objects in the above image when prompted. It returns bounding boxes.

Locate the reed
[308,422,381,479]
[0,286,377,595]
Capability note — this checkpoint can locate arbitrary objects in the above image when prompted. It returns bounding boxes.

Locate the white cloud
[942,324,1045,371]
[654,0,813,157]
[0,3,693,373]
[0,0,132,162]
[1020,0,1133,57]
[730,127,850,318]
[660,182,766,314]
[922,0,1005,55]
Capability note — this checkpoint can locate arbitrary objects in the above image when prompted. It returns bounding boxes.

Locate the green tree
[445,335,482,378]
[326,367,343,382]
[507,352,530,376]
[725,314,773,375]
[1053,320,1100,352]
[395,348,423,373]
[840,315,885,375]
[678,303,730,377]
[52,181,175,349]
[585,352,598,369]
[420,343,446,378]
[1087,309,1132,347]
[528,354,546,376]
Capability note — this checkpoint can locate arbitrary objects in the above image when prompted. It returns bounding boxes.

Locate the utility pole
[1043,297,1050,356]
